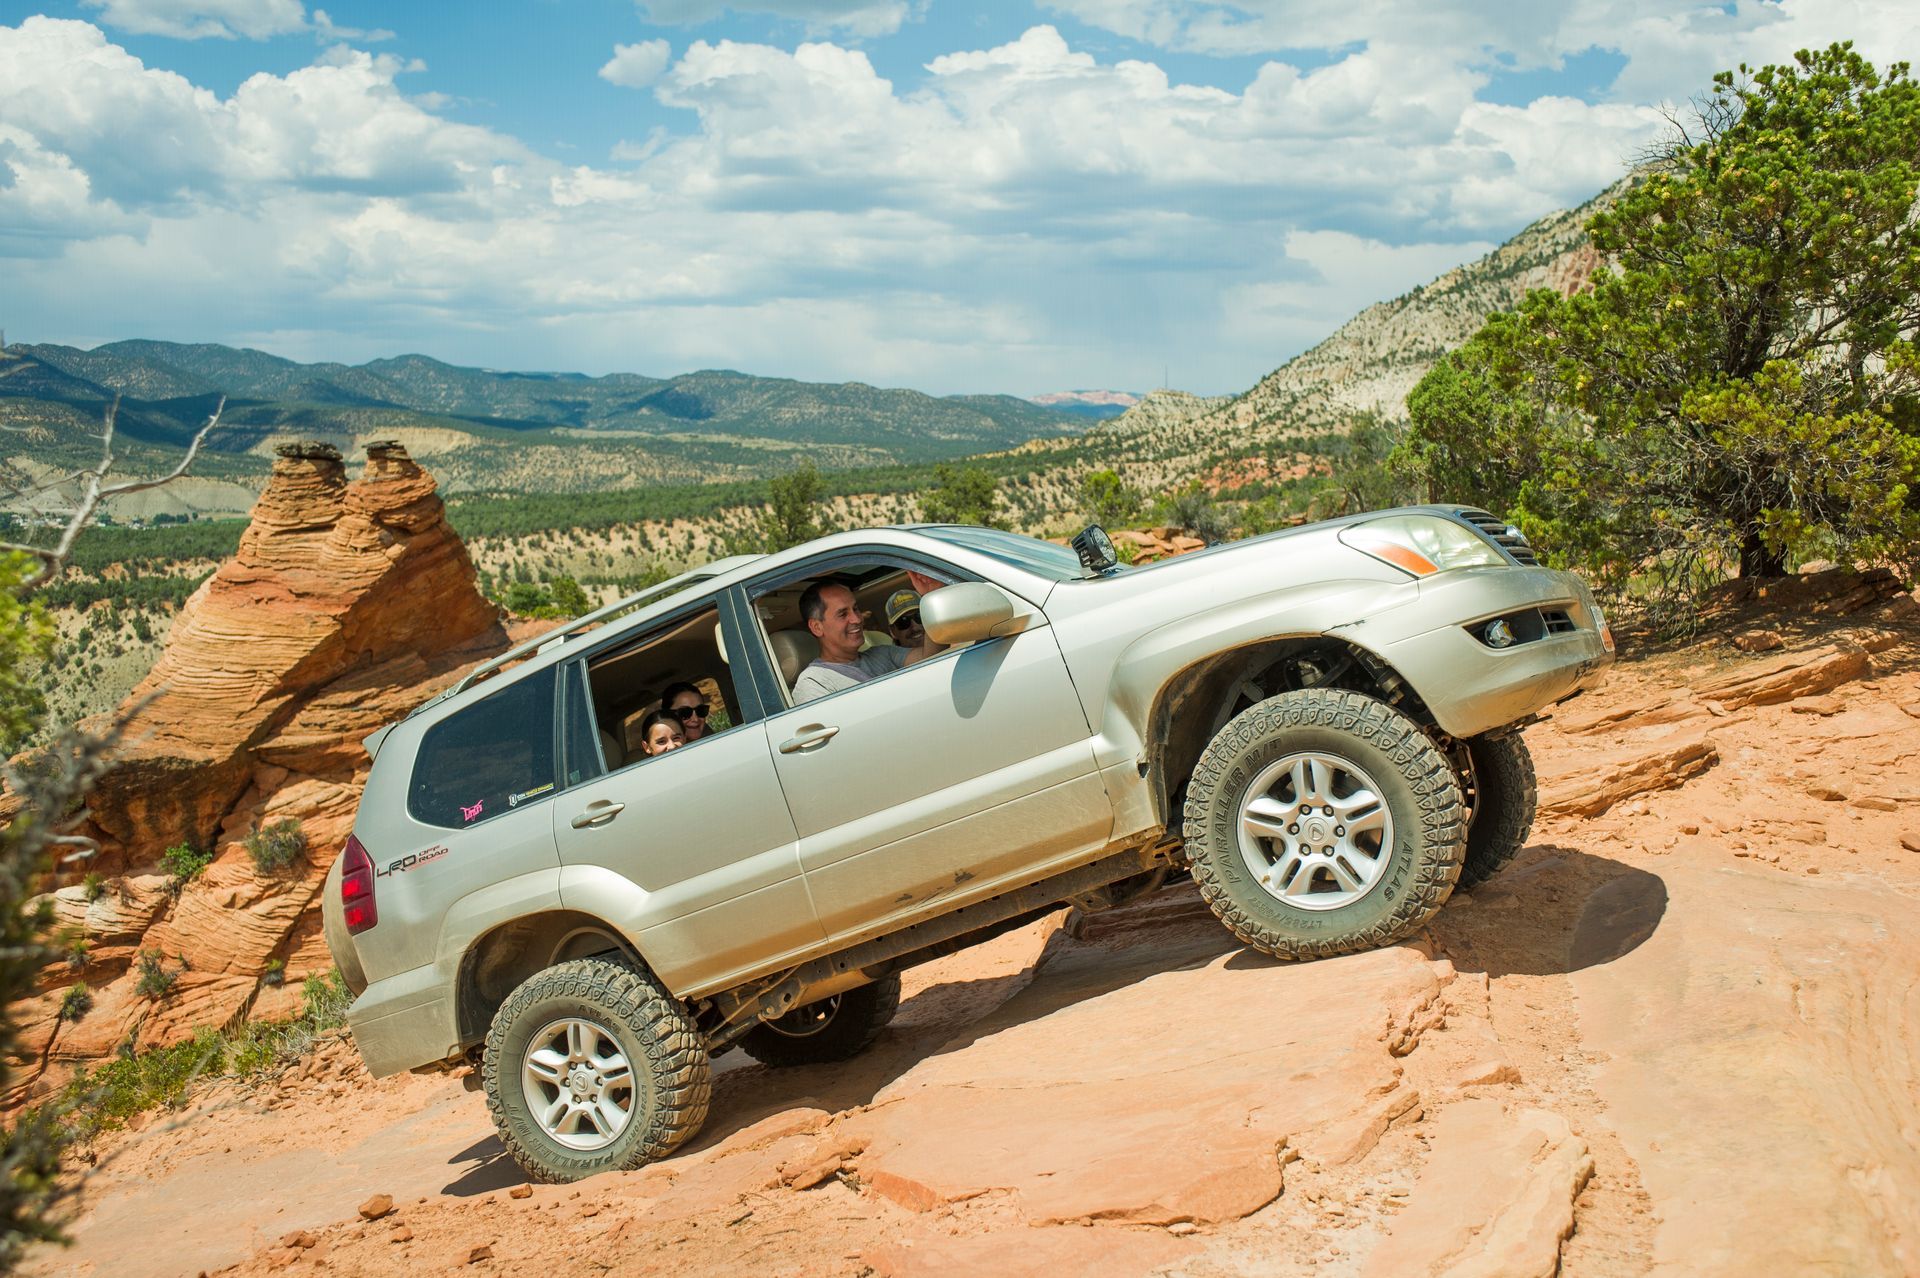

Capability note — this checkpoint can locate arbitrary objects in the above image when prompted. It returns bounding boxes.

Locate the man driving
[792,576,946,704]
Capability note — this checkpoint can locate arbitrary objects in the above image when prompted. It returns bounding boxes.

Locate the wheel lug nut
[1322,805,1334,816]
[1288,823,1298,834]
[1335,826,1345,836]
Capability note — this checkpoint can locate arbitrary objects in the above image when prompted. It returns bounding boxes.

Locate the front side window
[751,557,972,707]
[409,667,557,829]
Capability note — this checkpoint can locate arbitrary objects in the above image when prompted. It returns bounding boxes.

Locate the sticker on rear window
[460,800,484,823]
[508,783,555,808]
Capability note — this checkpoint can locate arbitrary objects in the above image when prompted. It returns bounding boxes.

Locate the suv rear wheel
[739,974,902,1067]
[1183,688,1466,960]
[1457,730,1537,890]
[482,957,710,1183]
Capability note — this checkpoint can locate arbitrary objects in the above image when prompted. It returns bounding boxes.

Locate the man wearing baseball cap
[884,587,927,650]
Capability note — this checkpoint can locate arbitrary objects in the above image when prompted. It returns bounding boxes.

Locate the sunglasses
[669,703,711,722]
[890,612,921,629]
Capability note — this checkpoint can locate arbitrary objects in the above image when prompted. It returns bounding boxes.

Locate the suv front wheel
[1183,688,1466,960]
[482,957,711,1183]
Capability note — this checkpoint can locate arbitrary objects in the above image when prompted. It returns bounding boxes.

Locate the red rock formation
[18,442,506,1091]
[81,441,500,863]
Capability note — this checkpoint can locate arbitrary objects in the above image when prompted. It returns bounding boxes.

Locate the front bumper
[1347,566,1613,738]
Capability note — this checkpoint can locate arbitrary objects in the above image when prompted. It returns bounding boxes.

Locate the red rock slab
[1360,1100,1591,1278]
[1690,642,1871,710]
[1571,861,1920,1275]
[1538,728,1719,819]
[849,945,1444,1226]
[865,1223,1189,1278]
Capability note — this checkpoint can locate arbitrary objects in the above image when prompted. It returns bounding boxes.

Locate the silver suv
[324,509,1611,1181]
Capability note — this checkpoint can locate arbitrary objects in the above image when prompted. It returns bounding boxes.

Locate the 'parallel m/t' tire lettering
[1182,688,1466,962]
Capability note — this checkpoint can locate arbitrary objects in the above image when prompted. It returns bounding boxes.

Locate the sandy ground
[30,611,1920,1278]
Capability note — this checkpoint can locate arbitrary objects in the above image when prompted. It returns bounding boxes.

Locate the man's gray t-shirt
[792,645,910,704]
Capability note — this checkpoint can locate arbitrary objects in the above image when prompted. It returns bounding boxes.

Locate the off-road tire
[1182,688,1466,960]
[1457,730,1537,890]
[739,974,901,1068]
[483,957,710,1184]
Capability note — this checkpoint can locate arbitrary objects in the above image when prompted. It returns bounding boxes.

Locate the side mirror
[921,582,1015,646]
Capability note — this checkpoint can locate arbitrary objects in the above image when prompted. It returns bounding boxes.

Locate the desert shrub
[160,842,211,885]
[261,958,285,988]
[1153,482,1233,545]
[919,463,1007,529]
[81,872,105,902]
[243,820,306,876]
[58,968,356,1140]
[301,969,351,1030]
[58,984,90,1022]
[1079,469,1142,528]
[134,949,176,1001]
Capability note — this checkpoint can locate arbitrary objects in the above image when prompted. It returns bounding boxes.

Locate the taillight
[341,834,378,934]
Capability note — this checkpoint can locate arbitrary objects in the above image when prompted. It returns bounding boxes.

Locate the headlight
[1338,515,1507,577]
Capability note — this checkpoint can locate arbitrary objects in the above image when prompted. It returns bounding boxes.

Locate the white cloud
[311,8,394,43]
[637,0,909,39]
[80,0,308,40]
[6,8,1918,397]
[600,39,673,89]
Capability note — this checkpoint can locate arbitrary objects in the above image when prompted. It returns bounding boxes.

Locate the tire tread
[1181,687,1465,960]
[482,957,710,1184]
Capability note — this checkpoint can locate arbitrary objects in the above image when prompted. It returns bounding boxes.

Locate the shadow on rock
[441,1135,524,1197]
[687,896,1237,1159]
[1433,844,1668,978]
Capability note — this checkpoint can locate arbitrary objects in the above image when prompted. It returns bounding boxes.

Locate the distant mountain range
[0,341,1095,513]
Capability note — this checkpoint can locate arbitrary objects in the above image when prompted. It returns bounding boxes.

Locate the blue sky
[1,1,1915,396]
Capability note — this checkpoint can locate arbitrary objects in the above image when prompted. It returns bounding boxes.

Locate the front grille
[1454,508,1541,565]
[1542,609,1576,634]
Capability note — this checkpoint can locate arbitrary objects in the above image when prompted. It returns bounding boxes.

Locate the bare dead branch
[0,395,225,591]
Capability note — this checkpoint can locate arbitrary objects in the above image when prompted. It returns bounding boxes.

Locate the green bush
[82,872,106,902]
[160,842,211,885]
[134,949,177,1001]
[57,968,357,1140]
[301,968,351,1029]
[261,958,285,988]
[243,820,306,876]
[59,983,91,1022]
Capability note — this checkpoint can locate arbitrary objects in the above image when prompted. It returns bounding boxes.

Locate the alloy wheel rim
[521,1017,636,1151]
[1237,751,1394,911]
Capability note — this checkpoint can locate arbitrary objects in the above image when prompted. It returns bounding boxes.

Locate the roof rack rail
[405,555,762,720]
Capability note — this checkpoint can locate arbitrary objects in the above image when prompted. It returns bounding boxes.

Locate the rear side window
[409,668,557,829]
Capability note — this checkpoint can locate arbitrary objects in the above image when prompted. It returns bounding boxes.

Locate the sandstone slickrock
[1690,642,1870,710]
[846,943,1443,1226]
[1571,863,1920,1275]
[1361,1100,1593,1278]
[1538,730,1720,819]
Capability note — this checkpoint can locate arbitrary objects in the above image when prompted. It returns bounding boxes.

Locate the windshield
[918,525,1097,581]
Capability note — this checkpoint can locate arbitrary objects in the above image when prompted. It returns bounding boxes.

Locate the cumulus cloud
[600,39,673,89]
[4,7,1916,395]
[80,0,308,40]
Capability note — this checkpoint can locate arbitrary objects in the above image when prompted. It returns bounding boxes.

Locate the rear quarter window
[409,668,557,829]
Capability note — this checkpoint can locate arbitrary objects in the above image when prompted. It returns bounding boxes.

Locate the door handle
[778,724,840,754]
[570,801,625,829]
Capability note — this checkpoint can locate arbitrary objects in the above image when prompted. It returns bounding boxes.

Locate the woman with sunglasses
[659,681,714,743]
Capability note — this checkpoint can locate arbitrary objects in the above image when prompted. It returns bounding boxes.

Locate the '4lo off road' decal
[377,844,450,877]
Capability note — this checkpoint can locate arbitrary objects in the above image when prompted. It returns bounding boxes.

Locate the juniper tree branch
[0,396,225,590]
